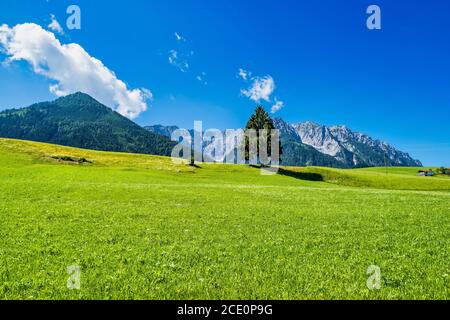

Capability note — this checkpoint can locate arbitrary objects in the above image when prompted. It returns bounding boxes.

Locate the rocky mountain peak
[275,119,422,167]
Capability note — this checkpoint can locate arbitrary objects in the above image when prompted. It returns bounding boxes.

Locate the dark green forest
[0,92,175,156]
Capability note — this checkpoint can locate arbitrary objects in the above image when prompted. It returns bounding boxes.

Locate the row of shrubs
[50,155,92,164]
[436,167,450,175]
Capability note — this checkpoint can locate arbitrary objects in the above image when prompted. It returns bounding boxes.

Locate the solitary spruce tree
[244,106,280,163]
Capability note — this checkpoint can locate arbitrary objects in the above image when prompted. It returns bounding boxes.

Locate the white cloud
[271,99,284,114]
[237,68,250,81]
[168,49,189,72]
[239,72,285,112]
[48,14,64,35]
[174,32,186,42]
[241,75,275,102]
[168,49,177,64]
[169,32,194,74]
[196,72,207,85]
[0,23,150,119]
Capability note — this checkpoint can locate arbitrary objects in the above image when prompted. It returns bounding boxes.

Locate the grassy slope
[0,138,449,300]
[287,166,450,191]
[357,166,450,178]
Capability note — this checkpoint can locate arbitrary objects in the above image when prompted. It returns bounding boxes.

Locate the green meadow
[0,138,449,300]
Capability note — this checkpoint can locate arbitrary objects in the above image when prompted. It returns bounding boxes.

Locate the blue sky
[0,0,449,165]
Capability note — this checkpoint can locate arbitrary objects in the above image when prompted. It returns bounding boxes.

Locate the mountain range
[0,92,422,168]
[146,120,422,168]
[273,118,422,168]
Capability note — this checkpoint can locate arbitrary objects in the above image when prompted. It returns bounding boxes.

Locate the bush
[51,155,92,164]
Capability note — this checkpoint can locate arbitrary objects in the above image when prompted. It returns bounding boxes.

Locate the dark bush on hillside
[51,155,92,164]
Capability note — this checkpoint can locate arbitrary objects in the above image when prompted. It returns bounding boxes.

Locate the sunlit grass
[0,138,449,300]
[289,166,450,191]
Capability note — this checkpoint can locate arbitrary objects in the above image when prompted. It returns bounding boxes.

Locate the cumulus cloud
[239,71,285,112]
[271,98,284,114]
[241,75,275,102]
[0,23,150,119]
[48,14,64,35]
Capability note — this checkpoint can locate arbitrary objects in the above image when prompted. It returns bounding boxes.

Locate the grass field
[0,138,449,300]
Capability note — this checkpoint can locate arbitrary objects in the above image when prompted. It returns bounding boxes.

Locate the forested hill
[0,92,175,156]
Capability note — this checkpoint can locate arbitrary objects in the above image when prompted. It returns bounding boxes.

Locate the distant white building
[418,170,435,177]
